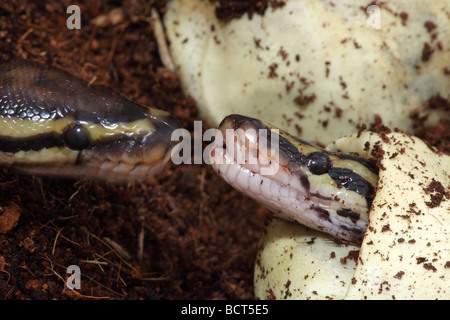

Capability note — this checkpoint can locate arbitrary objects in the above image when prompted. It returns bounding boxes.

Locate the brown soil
[0,0,448,300]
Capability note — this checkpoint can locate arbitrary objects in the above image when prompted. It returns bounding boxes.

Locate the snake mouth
[210,114,372,243]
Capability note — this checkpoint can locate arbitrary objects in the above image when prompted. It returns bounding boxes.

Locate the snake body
[0,61,378,243]
[0,60,181,181]
[210,114,378,243]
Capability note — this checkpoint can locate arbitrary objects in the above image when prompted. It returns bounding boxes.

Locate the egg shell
[254,132,450,299]
[164,0,450,145]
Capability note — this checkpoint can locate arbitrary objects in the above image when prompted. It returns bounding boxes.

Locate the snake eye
[307,152,332,175]
[63,123,90,150]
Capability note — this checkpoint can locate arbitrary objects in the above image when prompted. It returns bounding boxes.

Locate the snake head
[210,114,377,243]
[0,60,182,181]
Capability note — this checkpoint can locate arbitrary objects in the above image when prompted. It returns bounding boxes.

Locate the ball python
[0,60,444,250]
[209,114,378,243]
[207,114,449,299]
[254,130,449,299]
[0,60,181,181]
[163,0,449,299]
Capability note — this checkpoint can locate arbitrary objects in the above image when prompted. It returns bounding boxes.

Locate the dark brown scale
[328,167,375,206]
[336,152,379,175]
[337,209,361,224]
[279,136,305,163]
[299,173,310,191]
[0,60,149,124]
[311,205,332,223]
[350,227,364,235]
